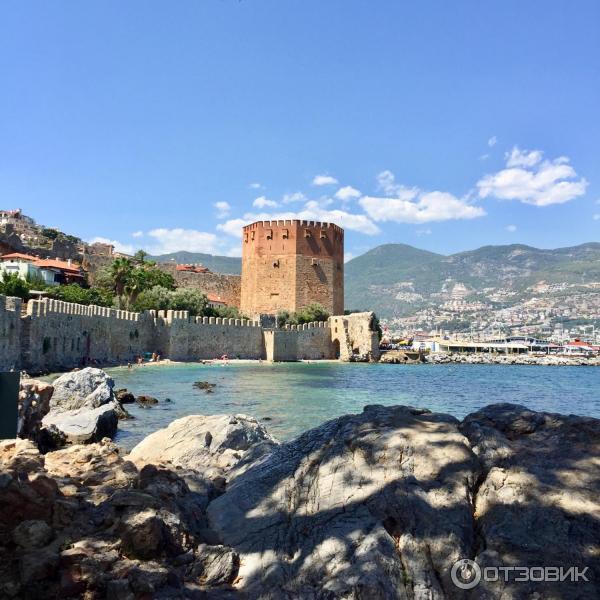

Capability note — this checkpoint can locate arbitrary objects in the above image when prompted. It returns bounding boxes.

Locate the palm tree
[110,258,133,303]
[133,249,149,265]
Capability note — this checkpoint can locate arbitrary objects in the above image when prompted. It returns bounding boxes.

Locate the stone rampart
[0,295,22,370]
[1,295,378,372]
[163,312,264,360]
[265,322,332,361]
[21,298,156,372]
[157,265,242,308]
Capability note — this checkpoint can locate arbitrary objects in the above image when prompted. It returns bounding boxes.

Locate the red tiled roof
[176,264,210,273]
[207,294,226,304]
[1,252,38,262]
[33,259,82,273]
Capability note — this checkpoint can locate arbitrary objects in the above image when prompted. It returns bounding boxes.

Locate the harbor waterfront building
[240,220,344,318]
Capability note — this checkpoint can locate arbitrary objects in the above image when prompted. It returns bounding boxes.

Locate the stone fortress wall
[156,264,242,308]
[0,295,379,372]
[0,295,21,370]
[241,220,344,318]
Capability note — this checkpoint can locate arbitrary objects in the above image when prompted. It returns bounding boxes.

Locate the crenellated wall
[265,322,333,361]
[0,294,378,372]
[21,298,156,372]
[162,312,265,360]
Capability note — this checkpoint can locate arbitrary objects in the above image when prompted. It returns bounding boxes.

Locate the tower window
[273,259,280,268]
[304,229,312,238]
[266,229,273,239]
[320,230,327,239]
[282,229,289,239]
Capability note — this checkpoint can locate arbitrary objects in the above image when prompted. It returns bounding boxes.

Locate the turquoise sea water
[107,362,600,450]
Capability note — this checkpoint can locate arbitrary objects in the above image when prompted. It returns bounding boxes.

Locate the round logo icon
[451,559,481,589]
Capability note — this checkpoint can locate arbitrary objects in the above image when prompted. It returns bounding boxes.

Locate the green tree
[295,303,329,324]
[132,285,172,312]
[47,284,113,307]
[277,303,329,327]
[110,257,133,301]
[0,272,30,299]
[133,249,153,265]
[211,305,247,320]
[169,288,208,316]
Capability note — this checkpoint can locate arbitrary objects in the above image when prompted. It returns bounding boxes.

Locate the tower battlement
[240,220,344,317]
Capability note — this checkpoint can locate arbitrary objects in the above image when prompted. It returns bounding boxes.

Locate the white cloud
[253,196,279,209]
[145,228,221,255]
[216,219,247,238]
[214,201,231,218]
[477,146,588,206]
[282,191,307,204]
[344,252,354,263]
[334,186,362,201]
[88,237,135,255]
[488,136,497,147]
[132,230,144,238]
[505,147,543,168]
[479,154,490,161]
[217,201,380,238]
[361,171,484,224]
[376,170,420,200]
[506,224,517,232]
[312,174,338,186]
[416,228,432,236]
[593,214,600,221]
[249,182,263,189]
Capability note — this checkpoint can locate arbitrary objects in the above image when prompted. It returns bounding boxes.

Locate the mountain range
[151,242,600,319]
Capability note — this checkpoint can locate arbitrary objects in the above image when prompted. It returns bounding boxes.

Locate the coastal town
[1,208,599,368]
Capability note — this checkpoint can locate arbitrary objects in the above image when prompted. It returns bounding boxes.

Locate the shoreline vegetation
[5,367,600,598]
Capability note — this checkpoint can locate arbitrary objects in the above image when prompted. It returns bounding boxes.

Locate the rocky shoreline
[3,369,599,599]
[380,349,600,366]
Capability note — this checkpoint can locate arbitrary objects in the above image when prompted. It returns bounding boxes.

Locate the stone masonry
[0,295,379,372]
[241,220,344,318]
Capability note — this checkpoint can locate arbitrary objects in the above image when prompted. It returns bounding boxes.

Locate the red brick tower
[240,220,344,318]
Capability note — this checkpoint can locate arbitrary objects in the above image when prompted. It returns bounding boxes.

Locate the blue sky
[1,1,598,260]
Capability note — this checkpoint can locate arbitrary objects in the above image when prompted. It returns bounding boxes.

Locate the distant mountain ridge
[149,242,600,319]
[344,242,600,318]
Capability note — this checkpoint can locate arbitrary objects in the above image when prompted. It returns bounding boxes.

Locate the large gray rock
[128,414,278,479]
[461,403,600,599]
[207,405,478,599]
[50,368,115,412]
[41,401,119,447]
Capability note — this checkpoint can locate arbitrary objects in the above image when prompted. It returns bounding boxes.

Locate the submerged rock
[115,389,136,404]
[128,414,278,479]
[135,394,159,407]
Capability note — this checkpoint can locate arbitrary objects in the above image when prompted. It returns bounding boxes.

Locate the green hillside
[344,242,600,318]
